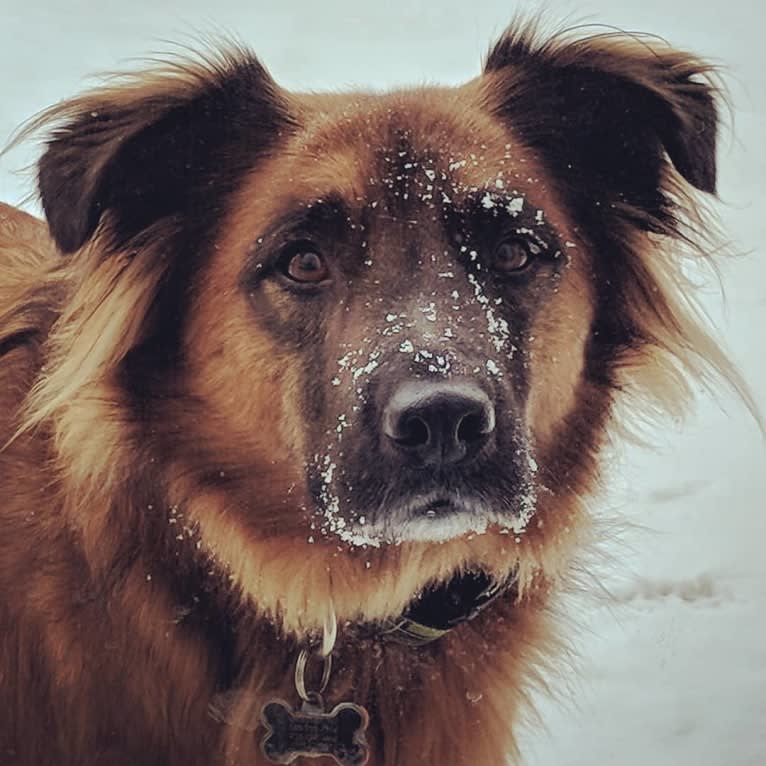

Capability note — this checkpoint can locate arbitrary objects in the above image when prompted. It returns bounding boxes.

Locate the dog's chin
[331,493,536,547]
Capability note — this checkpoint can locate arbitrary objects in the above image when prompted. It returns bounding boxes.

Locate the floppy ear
[36,49,293,253]
[484,26,719,225]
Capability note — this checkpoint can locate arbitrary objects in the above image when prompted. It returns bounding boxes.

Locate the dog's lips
[412,495,463,517]
[393,491,481,518]
[336,491,531,546]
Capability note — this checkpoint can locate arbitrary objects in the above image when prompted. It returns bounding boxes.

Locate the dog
[0,20,748,766]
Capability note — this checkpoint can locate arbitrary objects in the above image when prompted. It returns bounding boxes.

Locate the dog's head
[29,24,729,635]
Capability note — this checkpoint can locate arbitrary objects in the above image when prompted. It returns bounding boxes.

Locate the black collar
[381,570,517,646]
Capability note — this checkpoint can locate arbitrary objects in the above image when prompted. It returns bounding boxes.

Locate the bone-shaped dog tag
[260,698,370,766]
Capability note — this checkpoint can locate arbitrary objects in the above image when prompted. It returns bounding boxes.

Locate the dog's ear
[36,50,293,253]
[484,26,719,223]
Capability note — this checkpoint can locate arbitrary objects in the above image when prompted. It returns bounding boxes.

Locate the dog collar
[380,570,517,646]
[257,571,517,764]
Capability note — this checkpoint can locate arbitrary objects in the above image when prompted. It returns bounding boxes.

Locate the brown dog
[0,21,749,766]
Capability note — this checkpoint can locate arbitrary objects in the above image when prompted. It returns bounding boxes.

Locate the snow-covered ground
[2,2,763,764]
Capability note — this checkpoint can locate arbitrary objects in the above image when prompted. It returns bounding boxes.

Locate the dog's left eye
[280,245,330,284]
[491,238,535,274]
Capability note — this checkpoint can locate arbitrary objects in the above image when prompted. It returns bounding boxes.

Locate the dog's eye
[491,238,535,274]
[281,246,330,284]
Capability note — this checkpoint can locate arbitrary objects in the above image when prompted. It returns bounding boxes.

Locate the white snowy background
[1,1,763,764]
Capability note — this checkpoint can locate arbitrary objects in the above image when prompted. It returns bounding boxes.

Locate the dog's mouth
[418,496,461,515]
[311,435,538,547]
[335,492,531,547]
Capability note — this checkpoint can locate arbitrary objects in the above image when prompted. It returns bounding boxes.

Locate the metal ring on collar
[295,648,333,703]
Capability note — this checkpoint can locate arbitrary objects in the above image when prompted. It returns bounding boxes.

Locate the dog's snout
[382,381,495,467]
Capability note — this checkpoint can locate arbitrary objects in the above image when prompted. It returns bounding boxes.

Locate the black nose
[382,381,495,467]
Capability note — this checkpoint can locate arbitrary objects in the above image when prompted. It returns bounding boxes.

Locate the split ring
[294,647,333,703]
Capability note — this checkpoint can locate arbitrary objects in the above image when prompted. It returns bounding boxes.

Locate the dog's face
[33,25,718,634]
[189,90,594,549]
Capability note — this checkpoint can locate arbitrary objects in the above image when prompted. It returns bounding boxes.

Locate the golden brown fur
[0,22,755,766]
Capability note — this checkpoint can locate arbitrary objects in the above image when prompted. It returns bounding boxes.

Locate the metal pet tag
[260,643,370,766]
[260,697,369,766]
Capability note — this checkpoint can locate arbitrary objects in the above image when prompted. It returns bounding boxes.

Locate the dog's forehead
[288,88,544,208]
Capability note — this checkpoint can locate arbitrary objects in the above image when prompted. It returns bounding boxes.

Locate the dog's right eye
[492,238,534,274]
[279,244,330,285]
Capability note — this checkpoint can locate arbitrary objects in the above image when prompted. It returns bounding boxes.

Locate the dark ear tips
[661,87,718,194]
[38,140,103,253]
